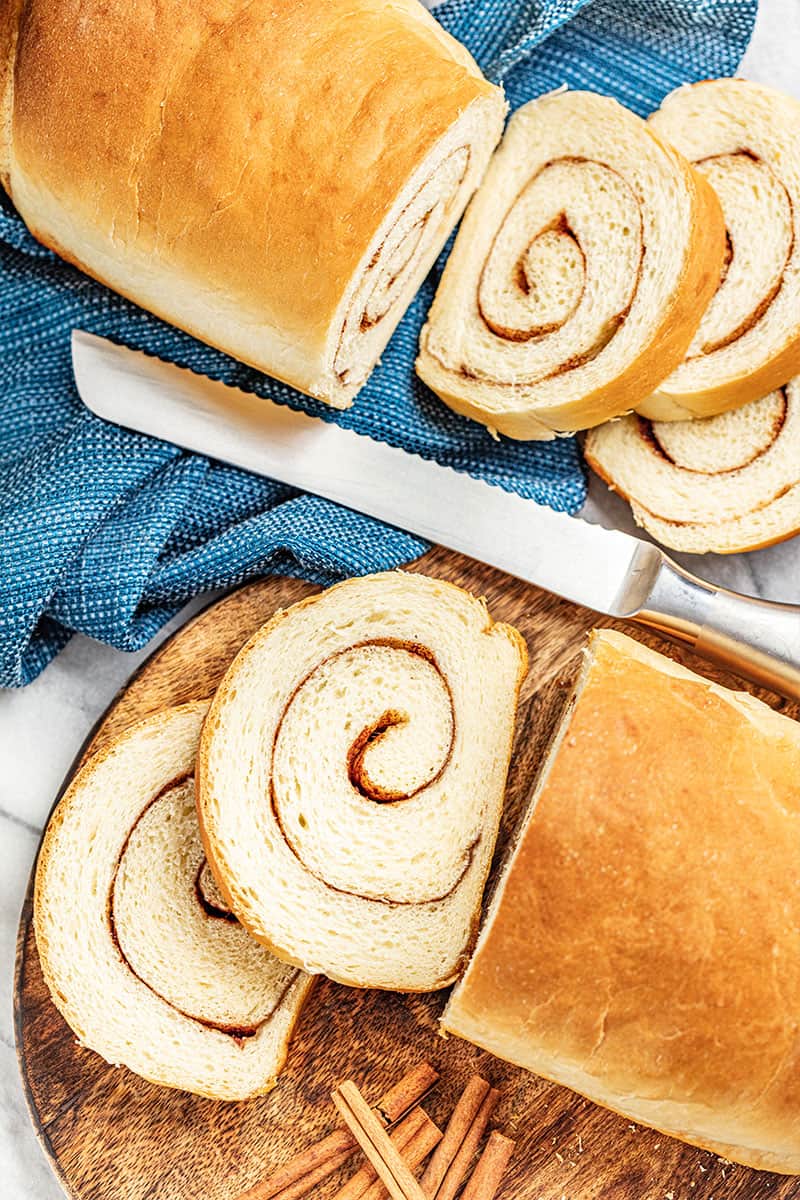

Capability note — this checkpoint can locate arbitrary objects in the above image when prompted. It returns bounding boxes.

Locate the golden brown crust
[638,337,800,421]
[3,1,502,402]
[0,0,23,187]
[444,630,800,1173]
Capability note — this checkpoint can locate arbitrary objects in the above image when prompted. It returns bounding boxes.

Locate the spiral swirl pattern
[271,639,460,904]
[690,152,792,357]
[198,572,527,992]
[35,703,312,1100]
[477,157,642,358]
[417,91,725,439]
[111,773,299,1038]
[585,377,800,554]
[643,79,800,420]
[334,146,471,392]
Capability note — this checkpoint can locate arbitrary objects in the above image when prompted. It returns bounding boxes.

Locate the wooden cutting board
[14,546,800,1200]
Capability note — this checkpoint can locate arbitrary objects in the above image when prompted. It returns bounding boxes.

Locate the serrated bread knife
[72,329,800,701]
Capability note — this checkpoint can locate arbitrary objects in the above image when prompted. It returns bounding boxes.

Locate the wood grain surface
[14,547,800,1200]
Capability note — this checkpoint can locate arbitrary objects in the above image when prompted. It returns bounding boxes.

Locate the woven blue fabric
[0,0,757,686]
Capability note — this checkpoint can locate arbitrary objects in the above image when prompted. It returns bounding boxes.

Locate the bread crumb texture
[34,701,312,1100]
[197,571,526,992]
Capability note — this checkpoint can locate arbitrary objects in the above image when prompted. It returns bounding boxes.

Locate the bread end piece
[444,630,800,1173]
[0,0,24,189]
[3,0,506,407]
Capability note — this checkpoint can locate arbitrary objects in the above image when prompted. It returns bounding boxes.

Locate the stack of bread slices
[416,79,800,555]
[34,572,528,1101]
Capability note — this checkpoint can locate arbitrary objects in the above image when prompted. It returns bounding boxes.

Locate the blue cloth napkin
[0,0,757,686]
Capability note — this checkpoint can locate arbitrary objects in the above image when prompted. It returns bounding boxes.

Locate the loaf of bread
[0,1,505,407]
[443,629,800,1173]
[585,377,800,553]
[416,90,725,439]
[197,572,527,992]
[34,702,312,1100]
[641,80,800,420]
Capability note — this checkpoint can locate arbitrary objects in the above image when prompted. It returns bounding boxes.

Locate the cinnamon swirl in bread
[416,91,725,439]
[34,703,312,1100]
[1,0,505,406]
[642,80,800,420]
[196,572,527,992]
[444,629,800,1174]
[585,377,800,553]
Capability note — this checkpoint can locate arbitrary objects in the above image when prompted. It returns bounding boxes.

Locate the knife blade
[72,329,800,700]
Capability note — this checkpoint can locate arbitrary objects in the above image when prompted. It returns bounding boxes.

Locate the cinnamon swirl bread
[416,90,725,439]
[642,80,800,420]
[34,703,312,1100]
[1,1,505,406]
[443,629,800,1173]
[585,377,800,553]
[197,572,528,992]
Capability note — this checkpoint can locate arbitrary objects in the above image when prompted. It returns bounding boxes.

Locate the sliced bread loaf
[642,79,800,420]
[1,0,506,407]
[196,572,528,992]
[584,376,800,553]
[443,629,800,1173]
[34,702,312,1100]
[416,90,725,439]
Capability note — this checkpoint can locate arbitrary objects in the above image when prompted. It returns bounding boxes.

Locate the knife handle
[633,555,800,702]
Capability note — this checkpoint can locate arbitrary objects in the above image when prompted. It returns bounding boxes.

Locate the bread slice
[1,0,505,407]
[443,629,800,1174]
[416,90,725,439]
[584,376,800,553]
[34,702,313,1101]
[641,79,800,420]
[197,572,528,992]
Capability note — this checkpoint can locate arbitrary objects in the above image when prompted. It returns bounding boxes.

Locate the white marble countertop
[2,2,798,1195]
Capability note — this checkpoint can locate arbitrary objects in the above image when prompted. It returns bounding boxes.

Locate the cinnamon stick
[265,1144,355,1200]
[236,1130,354,1200]
[433,1088,501,1200]
[420,1075,490,1196]
[360,1116,443,1200]
[333,1081,428,1200]
[237,1063,438,1200]
[331,1107,440,1200]
[377,1062,439,1124]
[460,1131,515,1200]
